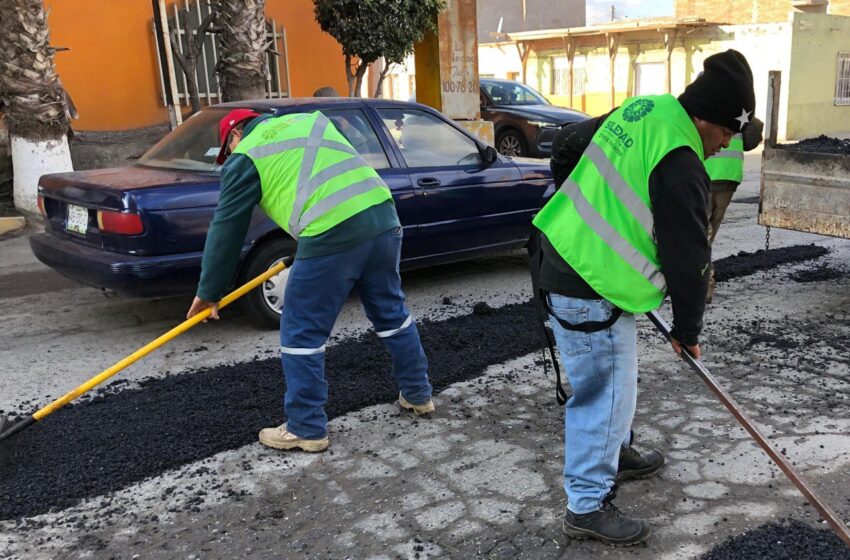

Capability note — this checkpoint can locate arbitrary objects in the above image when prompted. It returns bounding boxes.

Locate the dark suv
[480,78,588,158]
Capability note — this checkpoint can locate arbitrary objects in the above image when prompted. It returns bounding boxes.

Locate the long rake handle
[646,310,850,548]
[0,261,287,441]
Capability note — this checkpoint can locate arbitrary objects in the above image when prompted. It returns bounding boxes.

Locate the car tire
[239,237,296,330]
[496,129,527,158]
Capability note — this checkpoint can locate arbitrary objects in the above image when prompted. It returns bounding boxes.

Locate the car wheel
[239,237,296,329]
[496,130,527,158]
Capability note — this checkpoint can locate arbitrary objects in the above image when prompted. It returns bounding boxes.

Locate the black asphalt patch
[0,301,542,520]
[700,519,850,559]
[713,244,828,283]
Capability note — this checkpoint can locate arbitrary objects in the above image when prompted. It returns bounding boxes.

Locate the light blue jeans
[547,294,637,515]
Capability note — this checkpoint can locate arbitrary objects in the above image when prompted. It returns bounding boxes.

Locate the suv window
[376,108,481,168]
[322,108,390,169]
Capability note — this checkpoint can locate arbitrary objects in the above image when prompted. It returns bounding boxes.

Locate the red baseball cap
[216,109,260,164]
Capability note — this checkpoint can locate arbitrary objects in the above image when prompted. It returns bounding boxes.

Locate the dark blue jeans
[280,227,432,439]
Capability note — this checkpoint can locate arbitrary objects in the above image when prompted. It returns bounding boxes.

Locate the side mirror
[481,145,499,166]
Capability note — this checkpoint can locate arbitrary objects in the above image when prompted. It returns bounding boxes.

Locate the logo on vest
[622,98,655,123]
[603,120,634,150]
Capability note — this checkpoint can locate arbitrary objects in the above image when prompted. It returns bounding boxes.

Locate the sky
[586,0,675,25]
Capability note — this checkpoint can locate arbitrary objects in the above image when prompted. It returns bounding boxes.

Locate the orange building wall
[46,0,348,131]
[264,0,349,98]
[46,0,168,131]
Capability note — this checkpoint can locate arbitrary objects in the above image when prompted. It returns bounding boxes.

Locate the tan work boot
[398,393,435,416]
[258,424,329,452]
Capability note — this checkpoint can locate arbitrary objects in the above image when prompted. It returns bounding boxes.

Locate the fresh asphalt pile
[777,135,850,155]
[700,520,850,559]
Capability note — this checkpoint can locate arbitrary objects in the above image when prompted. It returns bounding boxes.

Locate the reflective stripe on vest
[705,134,744,182]
[532,94,704,313]
[233,112,393,239]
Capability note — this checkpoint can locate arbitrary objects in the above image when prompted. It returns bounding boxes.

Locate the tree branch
[169,32,191,76]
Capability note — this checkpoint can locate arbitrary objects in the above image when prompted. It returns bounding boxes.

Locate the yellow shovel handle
[32,261,287,421]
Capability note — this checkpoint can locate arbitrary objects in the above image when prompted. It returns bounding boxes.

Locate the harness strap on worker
[527,229,622,406]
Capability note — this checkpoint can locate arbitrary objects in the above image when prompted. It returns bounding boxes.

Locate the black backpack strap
[527,229,569,405]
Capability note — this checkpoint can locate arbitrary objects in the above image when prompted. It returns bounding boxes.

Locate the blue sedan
[31,98,555,328]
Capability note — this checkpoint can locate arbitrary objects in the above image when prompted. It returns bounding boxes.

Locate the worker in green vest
[533,50,755,545]
[187,109,434,453]
[704,119,764,302]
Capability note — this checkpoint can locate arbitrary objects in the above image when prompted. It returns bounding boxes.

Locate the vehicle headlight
[528,120,559,129]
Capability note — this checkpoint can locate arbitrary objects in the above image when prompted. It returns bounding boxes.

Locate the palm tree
[216,0,269,102]
[0,0,76,214]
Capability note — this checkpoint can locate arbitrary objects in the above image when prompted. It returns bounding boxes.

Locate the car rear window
[138,108,230,172]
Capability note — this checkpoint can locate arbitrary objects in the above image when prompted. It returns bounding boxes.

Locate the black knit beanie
[678,49,756,133]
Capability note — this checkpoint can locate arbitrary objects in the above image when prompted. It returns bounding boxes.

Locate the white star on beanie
[735,108,751,131]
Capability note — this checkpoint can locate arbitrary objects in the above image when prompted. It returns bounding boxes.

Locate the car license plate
[66,204,89,235]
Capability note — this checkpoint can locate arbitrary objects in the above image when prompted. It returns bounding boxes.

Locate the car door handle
[417,177,441,187]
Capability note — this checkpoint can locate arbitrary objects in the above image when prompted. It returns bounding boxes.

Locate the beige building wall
[478,43,523,79]
[784,12,850,138]
[528,24,792,122]
[675,0,850,23]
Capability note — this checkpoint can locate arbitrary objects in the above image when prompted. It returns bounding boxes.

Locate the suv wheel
[239,237,296,329]
[497,130,527,157]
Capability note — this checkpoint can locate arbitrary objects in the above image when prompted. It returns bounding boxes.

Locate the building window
[551,57,570,96]
[835,52,850,105]
[573,67,587,96]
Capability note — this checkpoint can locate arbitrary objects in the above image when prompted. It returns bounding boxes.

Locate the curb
[0,215,26,236]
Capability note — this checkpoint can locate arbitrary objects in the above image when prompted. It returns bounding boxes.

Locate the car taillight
[97,210,144,235]
[37,195,46,216]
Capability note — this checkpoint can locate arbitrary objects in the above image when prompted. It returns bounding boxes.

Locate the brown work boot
[258,424,329,452]
[398,393,435,416]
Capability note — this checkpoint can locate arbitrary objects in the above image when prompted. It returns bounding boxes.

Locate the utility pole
[610,4,616,21]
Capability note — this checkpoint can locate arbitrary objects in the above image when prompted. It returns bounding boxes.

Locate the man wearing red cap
[187,109,434,452]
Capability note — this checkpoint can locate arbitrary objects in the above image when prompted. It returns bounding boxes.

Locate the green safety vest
[532,94,704,313]
[233,111,393,239]
[704,134,744,182]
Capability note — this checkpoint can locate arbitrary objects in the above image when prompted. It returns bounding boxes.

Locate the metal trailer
[759,147,850,238]
[758,71,850,239]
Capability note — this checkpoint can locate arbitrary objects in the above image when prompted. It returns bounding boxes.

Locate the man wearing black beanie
[531,49,756,546]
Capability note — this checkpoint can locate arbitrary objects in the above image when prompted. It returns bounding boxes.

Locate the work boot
[258,424,329,452]
[563,488,651,546]
[398,392,435,416]
[616,444,665,483]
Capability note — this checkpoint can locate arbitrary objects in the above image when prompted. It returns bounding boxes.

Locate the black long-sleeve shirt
[539,113,710,345]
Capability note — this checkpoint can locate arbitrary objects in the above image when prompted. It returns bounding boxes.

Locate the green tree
[314,0,445,97]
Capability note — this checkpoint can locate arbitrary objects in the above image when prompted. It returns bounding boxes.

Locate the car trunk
[38,166,219,255]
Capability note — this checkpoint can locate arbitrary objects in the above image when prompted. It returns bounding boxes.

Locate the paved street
[1,153,849,559]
